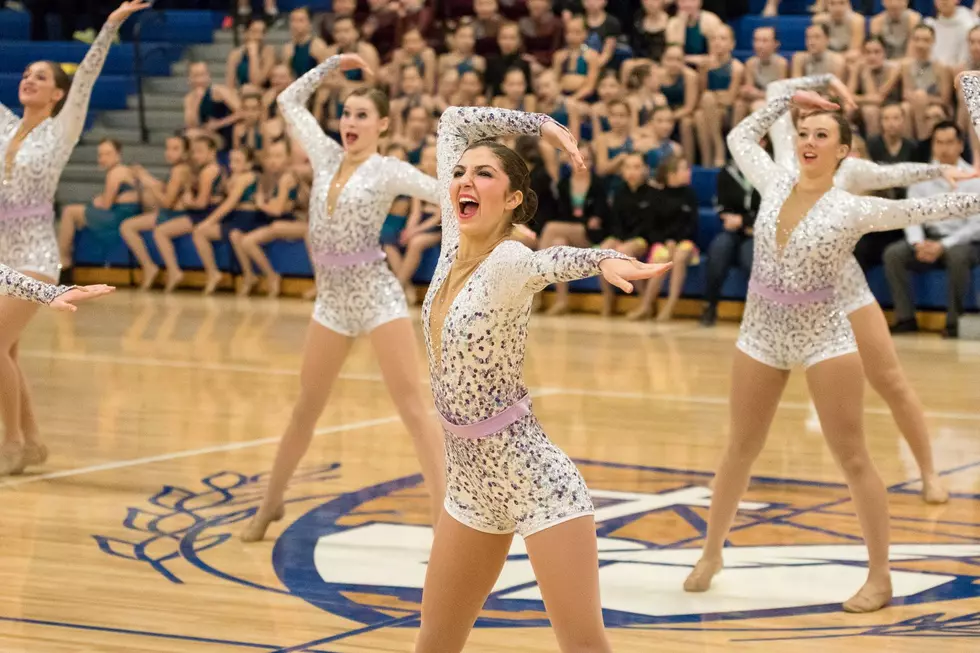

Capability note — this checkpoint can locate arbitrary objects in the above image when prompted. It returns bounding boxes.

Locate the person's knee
[944,244,974,272]
[864,361,907,402]
[835,445,872,478]
[882,241,908,270]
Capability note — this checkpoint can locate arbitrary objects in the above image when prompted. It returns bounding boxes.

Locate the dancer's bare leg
[120,212,161,289]
[192,222,223,294]
[240,321,354,541]
[0,295,42,475]
[806,353,893,613]
[369,318,445,524]
[153,217,193,292]
[685,349,789,591]
[525,515,611,653]
[57,204,86,268]
[849,303,947,504]
[415,512,513,653]
[10,341,45,467]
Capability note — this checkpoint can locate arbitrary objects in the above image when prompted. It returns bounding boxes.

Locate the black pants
[883,240,980,327]
[704,230,754,307]
[29,0,112,40]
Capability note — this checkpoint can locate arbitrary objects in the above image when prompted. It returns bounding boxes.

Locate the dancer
[683,87,980,613]
[0,1,149,477]
[413,106,670,653]
[767,73,974,504]
[241,54,445,541]
[0,264,114,310]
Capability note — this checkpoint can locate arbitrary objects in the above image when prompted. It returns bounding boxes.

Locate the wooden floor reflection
[1,290,979,653]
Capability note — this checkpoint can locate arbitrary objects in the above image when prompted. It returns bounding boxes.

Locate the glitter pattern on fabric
[278,55,440,336]
[0,262,68,304]
[0,20,120,281]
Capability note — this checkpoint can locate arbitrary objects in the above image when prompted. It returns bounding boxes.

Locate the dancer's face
[451,146,524,241]
[796,113,849,177]
[164,137,187,166]
[97,141,121,170]
[19,62,65,112]
[339,95,388,155]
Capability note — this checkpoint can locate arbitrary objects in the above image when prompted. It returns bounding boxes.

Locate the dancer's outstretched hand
[108,1,152,24]
[338,54,375,80]
[942,166,980,188]
[599,259,672,294]
[49,285,115,312]
[542,121,585,171]
[791,90,839,113]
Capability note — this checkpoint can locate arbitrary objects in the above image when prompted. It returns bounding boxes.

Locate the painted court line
[0,415,402,490]
[23,349,980,422]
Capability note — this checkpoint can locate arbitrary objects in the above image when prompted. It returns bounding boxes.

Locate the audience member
[183,61,240,151]
[814,0,866,66]
[227,18,276,92]
[282,7,329,78]
[696,25,742,168]
[869,0,921,60]
[903,24,953,140]
[485,22,535,97]
[519,0,564,66]
[553,15,601,100]
[583,0,622,70]
[792,23,846,80]
[924,0,979,68]
[665,0,722,67]
[849,36,903,138]
[631,0,669,64]
[660,44,698,164]
[735,26,788,125]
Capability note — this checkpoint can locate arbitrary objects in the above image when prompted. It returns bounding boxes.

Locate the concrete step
[61,164,170,184]
[127,93,188,111]
[100,110,185,131]
[186,43,235,64]
[85,126,173,146]
[172,59,226,80]
[214,27,291,47]
[71,143,167,166]
[57,182,105,205]
[143,77,189,95]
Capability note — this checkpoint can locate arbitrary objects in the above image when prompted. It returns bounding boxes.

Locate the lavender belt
[313,247,386,268]
[749,279,834,305]
[439,395,533,439]
[0,203,54,220]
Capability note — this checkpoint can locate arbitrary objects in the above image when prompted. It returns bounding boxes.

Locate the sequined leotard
[767,74,953,315]
[0,20,120,281]
[0,262,69,304]
[423,106,629,536]
[278,55,440,336]
[731,91,980,369]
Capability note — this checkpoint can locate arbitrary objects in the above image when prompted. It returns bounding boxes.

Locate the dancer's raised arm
[766,73,838,170]
[839,158,975,195]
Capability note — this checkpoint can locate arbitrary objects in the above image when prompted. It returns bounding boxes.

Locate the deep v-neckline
[773,184,830,258]
[325,154,376,215]
[2,118,46,181]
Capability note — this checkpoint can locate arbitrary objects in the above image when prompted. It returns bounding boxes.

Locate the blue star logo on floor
[94,460,980,644]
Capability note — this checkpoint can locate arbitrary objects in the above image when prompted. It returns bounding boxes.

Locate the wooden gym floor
[1,290,979,652]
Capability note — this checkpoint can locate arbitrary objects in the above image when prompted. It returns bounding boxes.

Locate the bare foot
[545,302,569,317]
[626,307,652,321]
[238,273,257,297]
[22,441,48,468]
[655,310,674,323]
[140,264,160,291]
[0,441,25,477]
[922,474,949,504]
[684,556,723,592]
[203,272,222,296]
[266,274,282,298]
[240,504,286,543]
[164,270,184,293]
[842,577,892,613]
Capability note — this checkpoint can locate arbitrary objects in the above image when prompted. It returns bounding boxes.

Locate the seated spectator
[552,15,600,101]
[791,24,845,81]
[241,139,303,298]
[226,19,275,92]
[121,135,195,291]
[232,93,266,154]
[486,22,535,97]
[519,0,563,66]
[884,121,980,339]
[626,155,699,322]
[631,0,669,64]
[583,0,622,70]
[493,67,537,112]
[659,44,698,165]
[924,0,978,68]
[813,0,865,66]
[262,64,293,121]
[735,26,788,126]
[599,153,655,316]
[183,61,240,152]
[154,136,224,293]
[192,146,261,296]
[390,69,437,136]
[386,27,438,95]
[540,144,608,315]
[282,7,329,79]
[695,25,743,168]
[58,139,142,272]
[236,0,278,24]
[434,69,461,115]
[451,69,489,107]
[637,105,682,171]
[326,17,381,88]
[902,24,952,140]
[625,64,667,135]
[439,22,487,82]
[848,36,903,139]
[362,0,435,60]
[515,135,558,243]
[392,105,437,159]
[665,0,722,67]
[321,0,356,45]
[391,146,442,305]
[700,148,760,326]
[534,70,582,142]
[869,0,921,60]
[914,104,950,162]
[594,100,635,193]
[472,0,505,55]
[590,72,625,139]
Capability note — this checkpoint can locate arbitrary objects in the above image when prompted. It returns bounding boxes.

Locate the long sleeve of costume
[278,55,344,171]
[838,158,948,195]
[58,19,122,148]
[523,245,630,294]
[435,106,556,264]
[0,263,69,304]
[0,102,17,135]
[766,73,836,172]
[851,193,980,234]
[726,93,794,194]
[384,158,440,203]
[961,74,980,141]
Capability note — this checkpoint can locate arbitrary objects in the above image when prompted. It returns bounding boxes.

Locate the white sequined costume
[0,20,120,281]
[423,107,628,537]
[0,262,69,304]
[731,92,980,369]
[278,55,440,336]
[766,74,953,314]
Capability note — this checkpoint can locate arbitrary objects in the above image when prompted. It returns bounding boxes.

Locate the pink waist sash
[0,203,54,221]
[439,395,533,439]
[748,279,834,305]
[313,247,386,268]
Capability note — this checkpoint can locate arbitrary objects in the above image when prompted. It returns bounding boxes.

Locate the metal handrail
[133,10,168,144]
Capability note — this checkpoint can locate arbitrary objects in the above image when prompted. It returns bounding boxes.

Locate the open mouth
[458,194,479,219]
[802,152,817,163]
[344,132,359,147]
